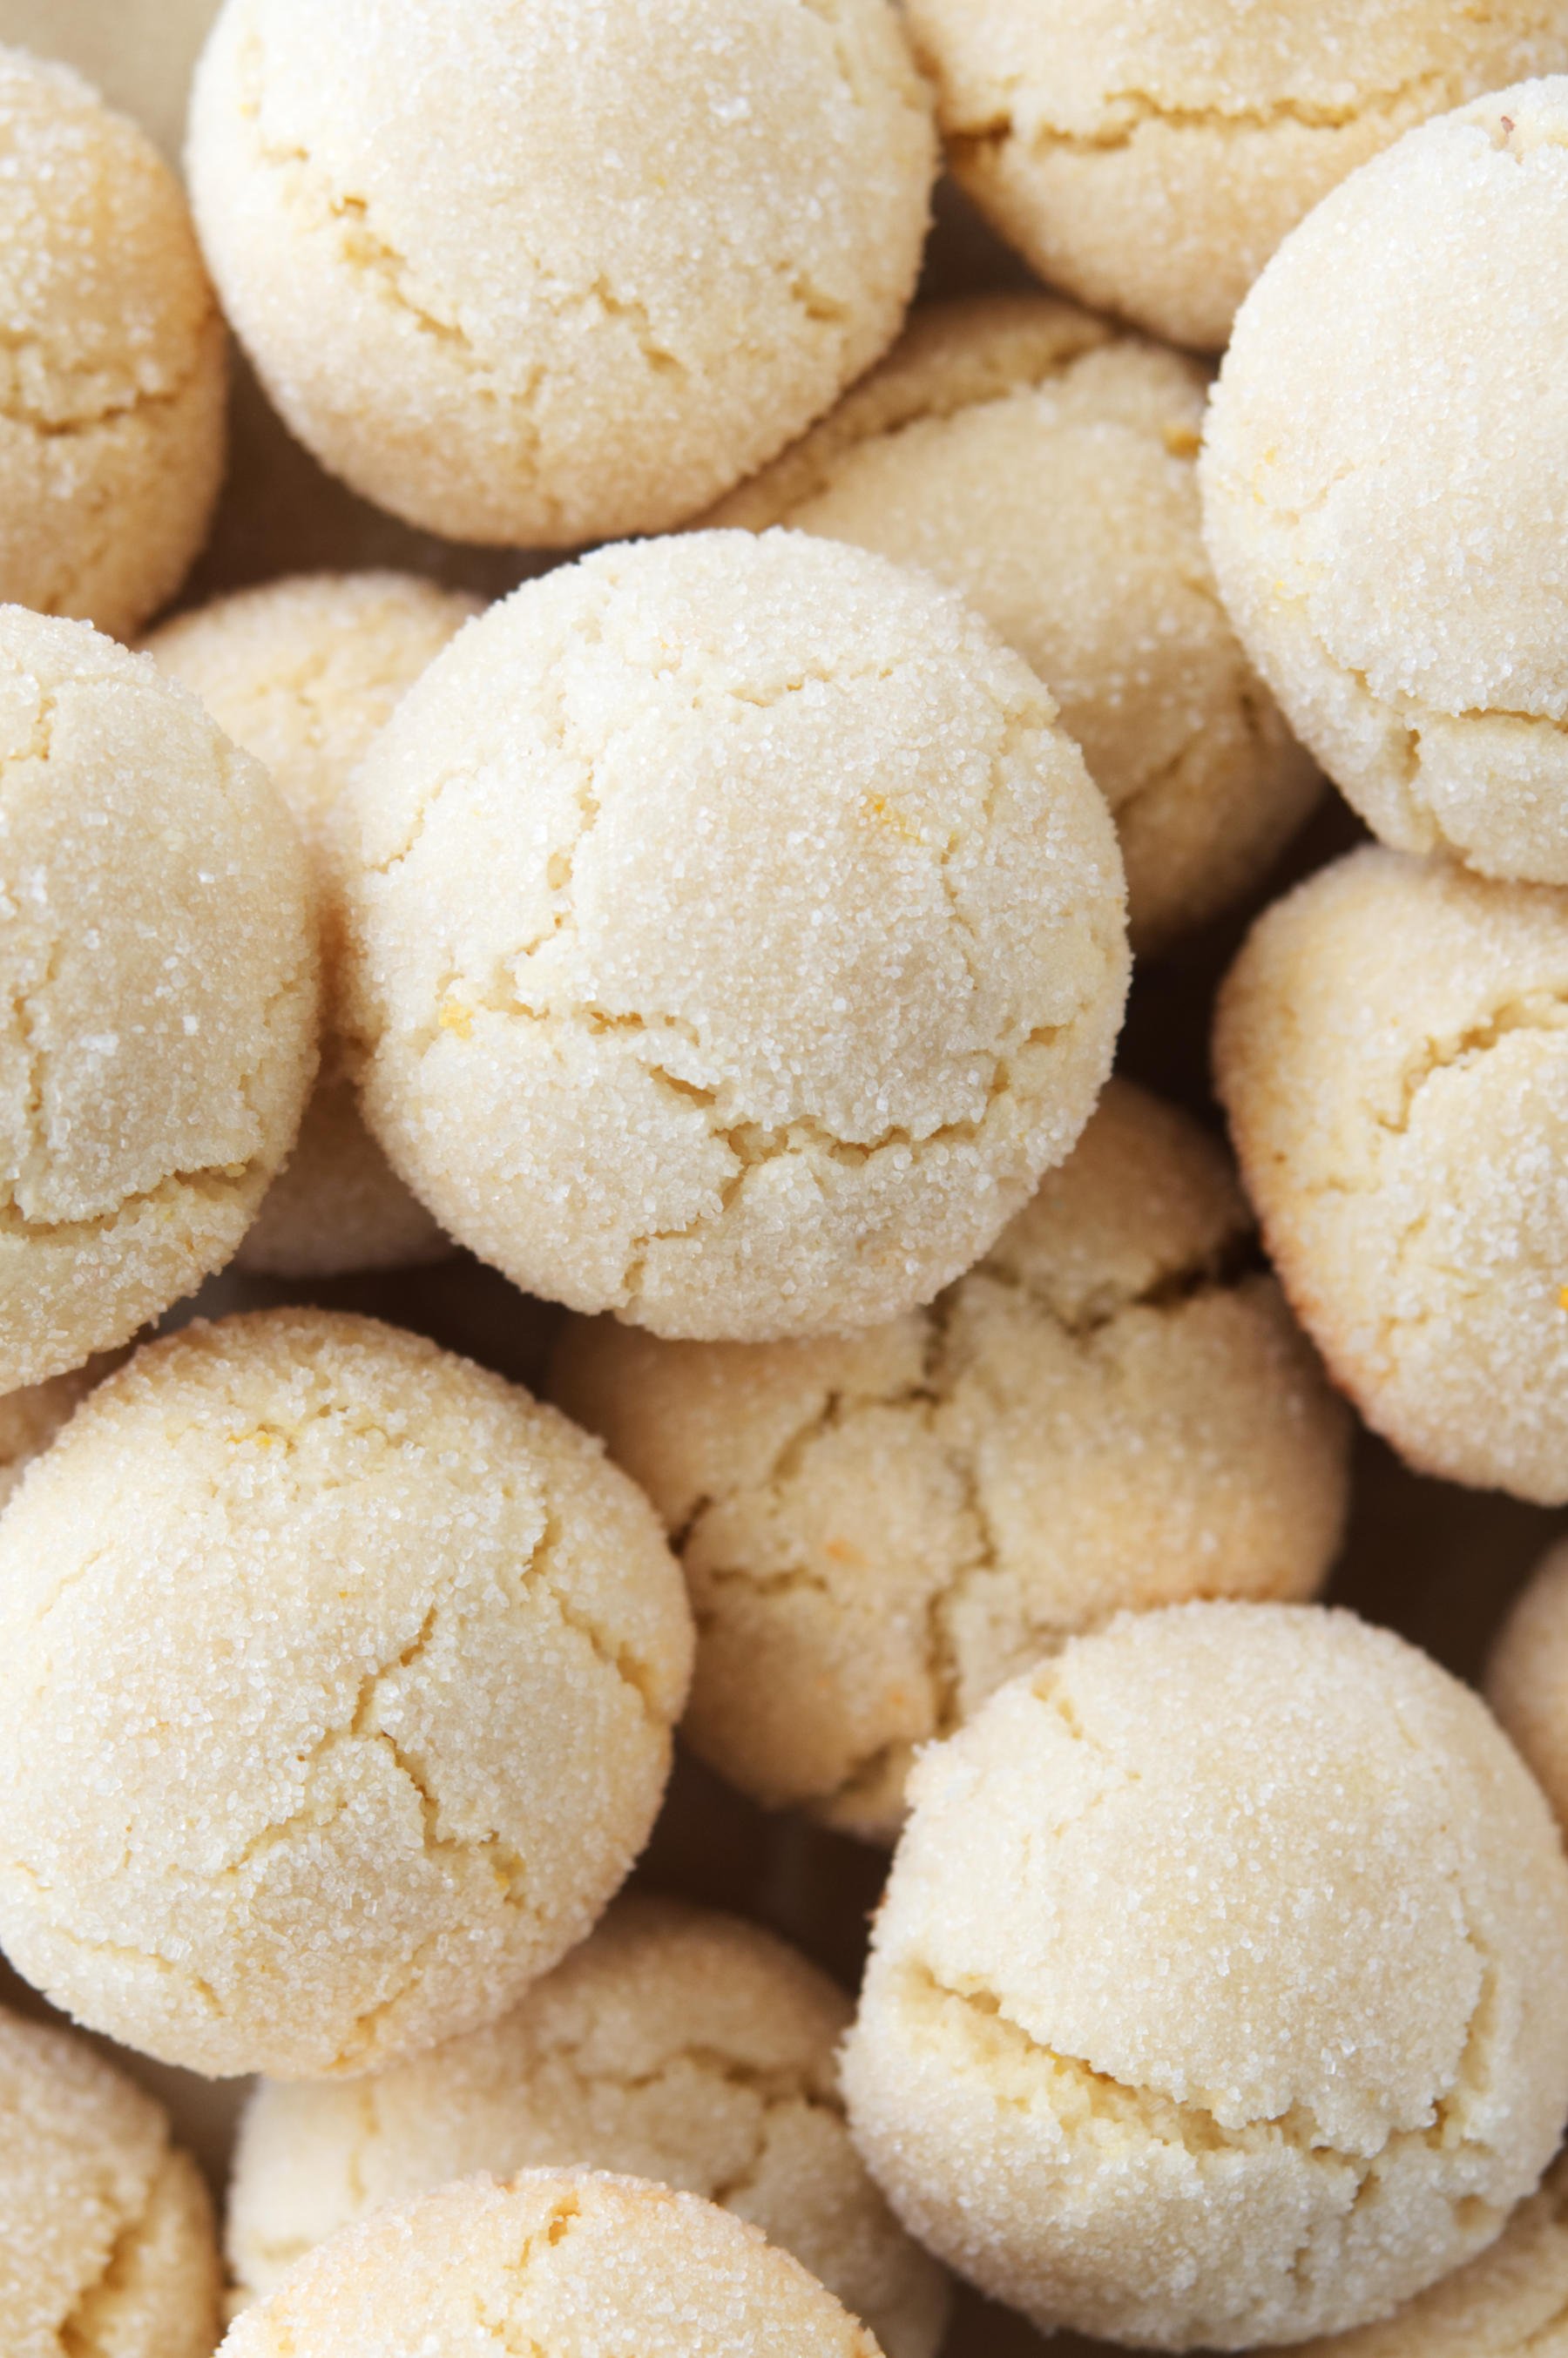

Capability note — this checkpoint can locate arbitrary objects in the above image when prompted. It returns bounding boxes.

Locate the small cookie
[1487,1538,1568,1837]
[0,1355,114,1511]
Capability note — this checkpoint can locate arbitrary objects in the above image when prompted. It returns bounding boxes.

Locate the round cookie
[1214,846,1568,1503]
[341,530,1129,1344]
[0,1355,114,1511]
[904,2,1568,352]
[1487,1540,1568,1835]
[0,1309,693,2079]
[147,573,480,1278]
[0,46,225,638]
[220,2169,884,2358]
[0,607,317,1394]
[1203,80,1568,886]
[709,293,1318,956]
[552,1078,1350,1841]
[841,1602,1568,2351]
[0,2003,221,2358]
[0,0,220,163]
[186,0,935,549]
[227,1893,948,2358]
[1284,2148,1568,2355]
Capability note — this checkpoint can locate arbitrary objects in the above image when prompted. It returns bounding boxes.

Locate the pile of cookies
[4,3,1568,2355]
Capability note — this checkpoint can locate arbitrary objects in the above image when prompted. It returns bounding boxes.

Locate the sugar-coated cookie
[1487,1539,1568,1838]
[341,530,1128,1343]
[187,0,935,548]
[147,573,479,1278]
[0,609,317,1393]
[0,1310,693,2078]
[553,1079,1349,1841]
[1203,80,1568,885]
[841,1603,1568,2349]
[1215,846,1568,1503]
[0,1355,116,1511]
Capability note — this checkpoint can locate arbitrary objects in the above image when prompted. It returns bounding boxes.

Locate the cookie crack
[951,69,1456,159]
[0,1153,268,1242]
[56,2154,169,2358]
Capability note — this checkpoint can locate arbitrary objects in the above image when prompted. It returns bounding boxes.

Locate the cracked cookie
[147,572,479,1280]
[1215,845,1568,1502]
[902,0,1568,351]
[0,1308,693,2079]
[186,0,935,549]
[220,2167,884,2358]
[0,608,317,1394]
[226,1891,949,2358]
[1203,79,1568,884]
[0,2003,221,2358]
[841,1601,1568,2350]
[551,1078,1350,1842]
[709,290,1320,958]
[1486,1538,1568,1840]
[340,530,1129,1343]
[0,44,225,637]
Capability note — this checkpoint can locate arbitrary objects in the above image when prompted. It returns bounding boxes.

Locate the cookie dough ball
[0,47,225,638]
[147,573,480,1278]
[227,1894,948,2358]
[842,1602,1568,2350]
[0,1309,693,2080]
[711,294,1319,957]
[1285,2148,1568,2356]
[1204,81,1568,886]
[553,1078,1350,1841]
[1215,847,1568,1503]
[906,3,1568,352]
[0,2003,221,2358]
[342,531,1129,1343]
[1487,1540,1568,1835]
[186,0,934,549]
[0,608,317,1394]
[222,2170,884,2358]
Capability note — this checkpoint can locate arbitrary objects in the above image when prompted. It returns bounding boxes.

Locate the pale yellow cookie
[341,530,1128,1344]
[0,44,224,637]
[841,1602,1568,2350]
[1487,1540,1568,1839]
[905,0,1568,350]
[1203,80,1568,886]
[553,1078,1350,1841]
[0,2003,221,2358]
[0,1309,693,2079]
[186,0,934,548]
[227,1893,948,2358]
[1214,846,1568,1503]
[0,608,317,1393]
[147,573,480,1278]
[220,2169,884,2357]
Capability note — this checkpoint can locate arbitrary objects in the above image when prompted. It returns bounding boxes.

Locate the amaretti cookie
[227,1894,948,2358]
[841,1603,1568,2350]
[1214,846,1568,1503]
[1487,1538,1568,1836]
[0,45,225,637]
[0,2003,221,2358]
[186,0,935,548]
[0,609,317,1393]
[341,531,1129,1343]
[0,1310,693,2079]
[147,573,478,1278]
[553,1079,1349,1841]
[220,2170,884,2358]
[904,1,1568,350]
[1203,80,1568,885]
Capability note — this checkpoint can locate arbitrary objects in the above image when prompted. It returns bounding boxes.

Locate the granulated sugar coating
[0,1310,693,2080]
[0,609,317,1394]
[0,46,225,638]
[1215,847,1568,1503]
[227,1893,950,2358]
[841,1602,1568,2352]
[551,1079,1349,1841]
[1203,78,1568,885]
[186,0,935,549]
[903,1,1568,352]
[220,2170,885,2358]
[1486,1538,1568,1838]
[0,2003,222,2358]
[147,573,479,1279]
[710,294,1318,957]
[341,531,1129,1342]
